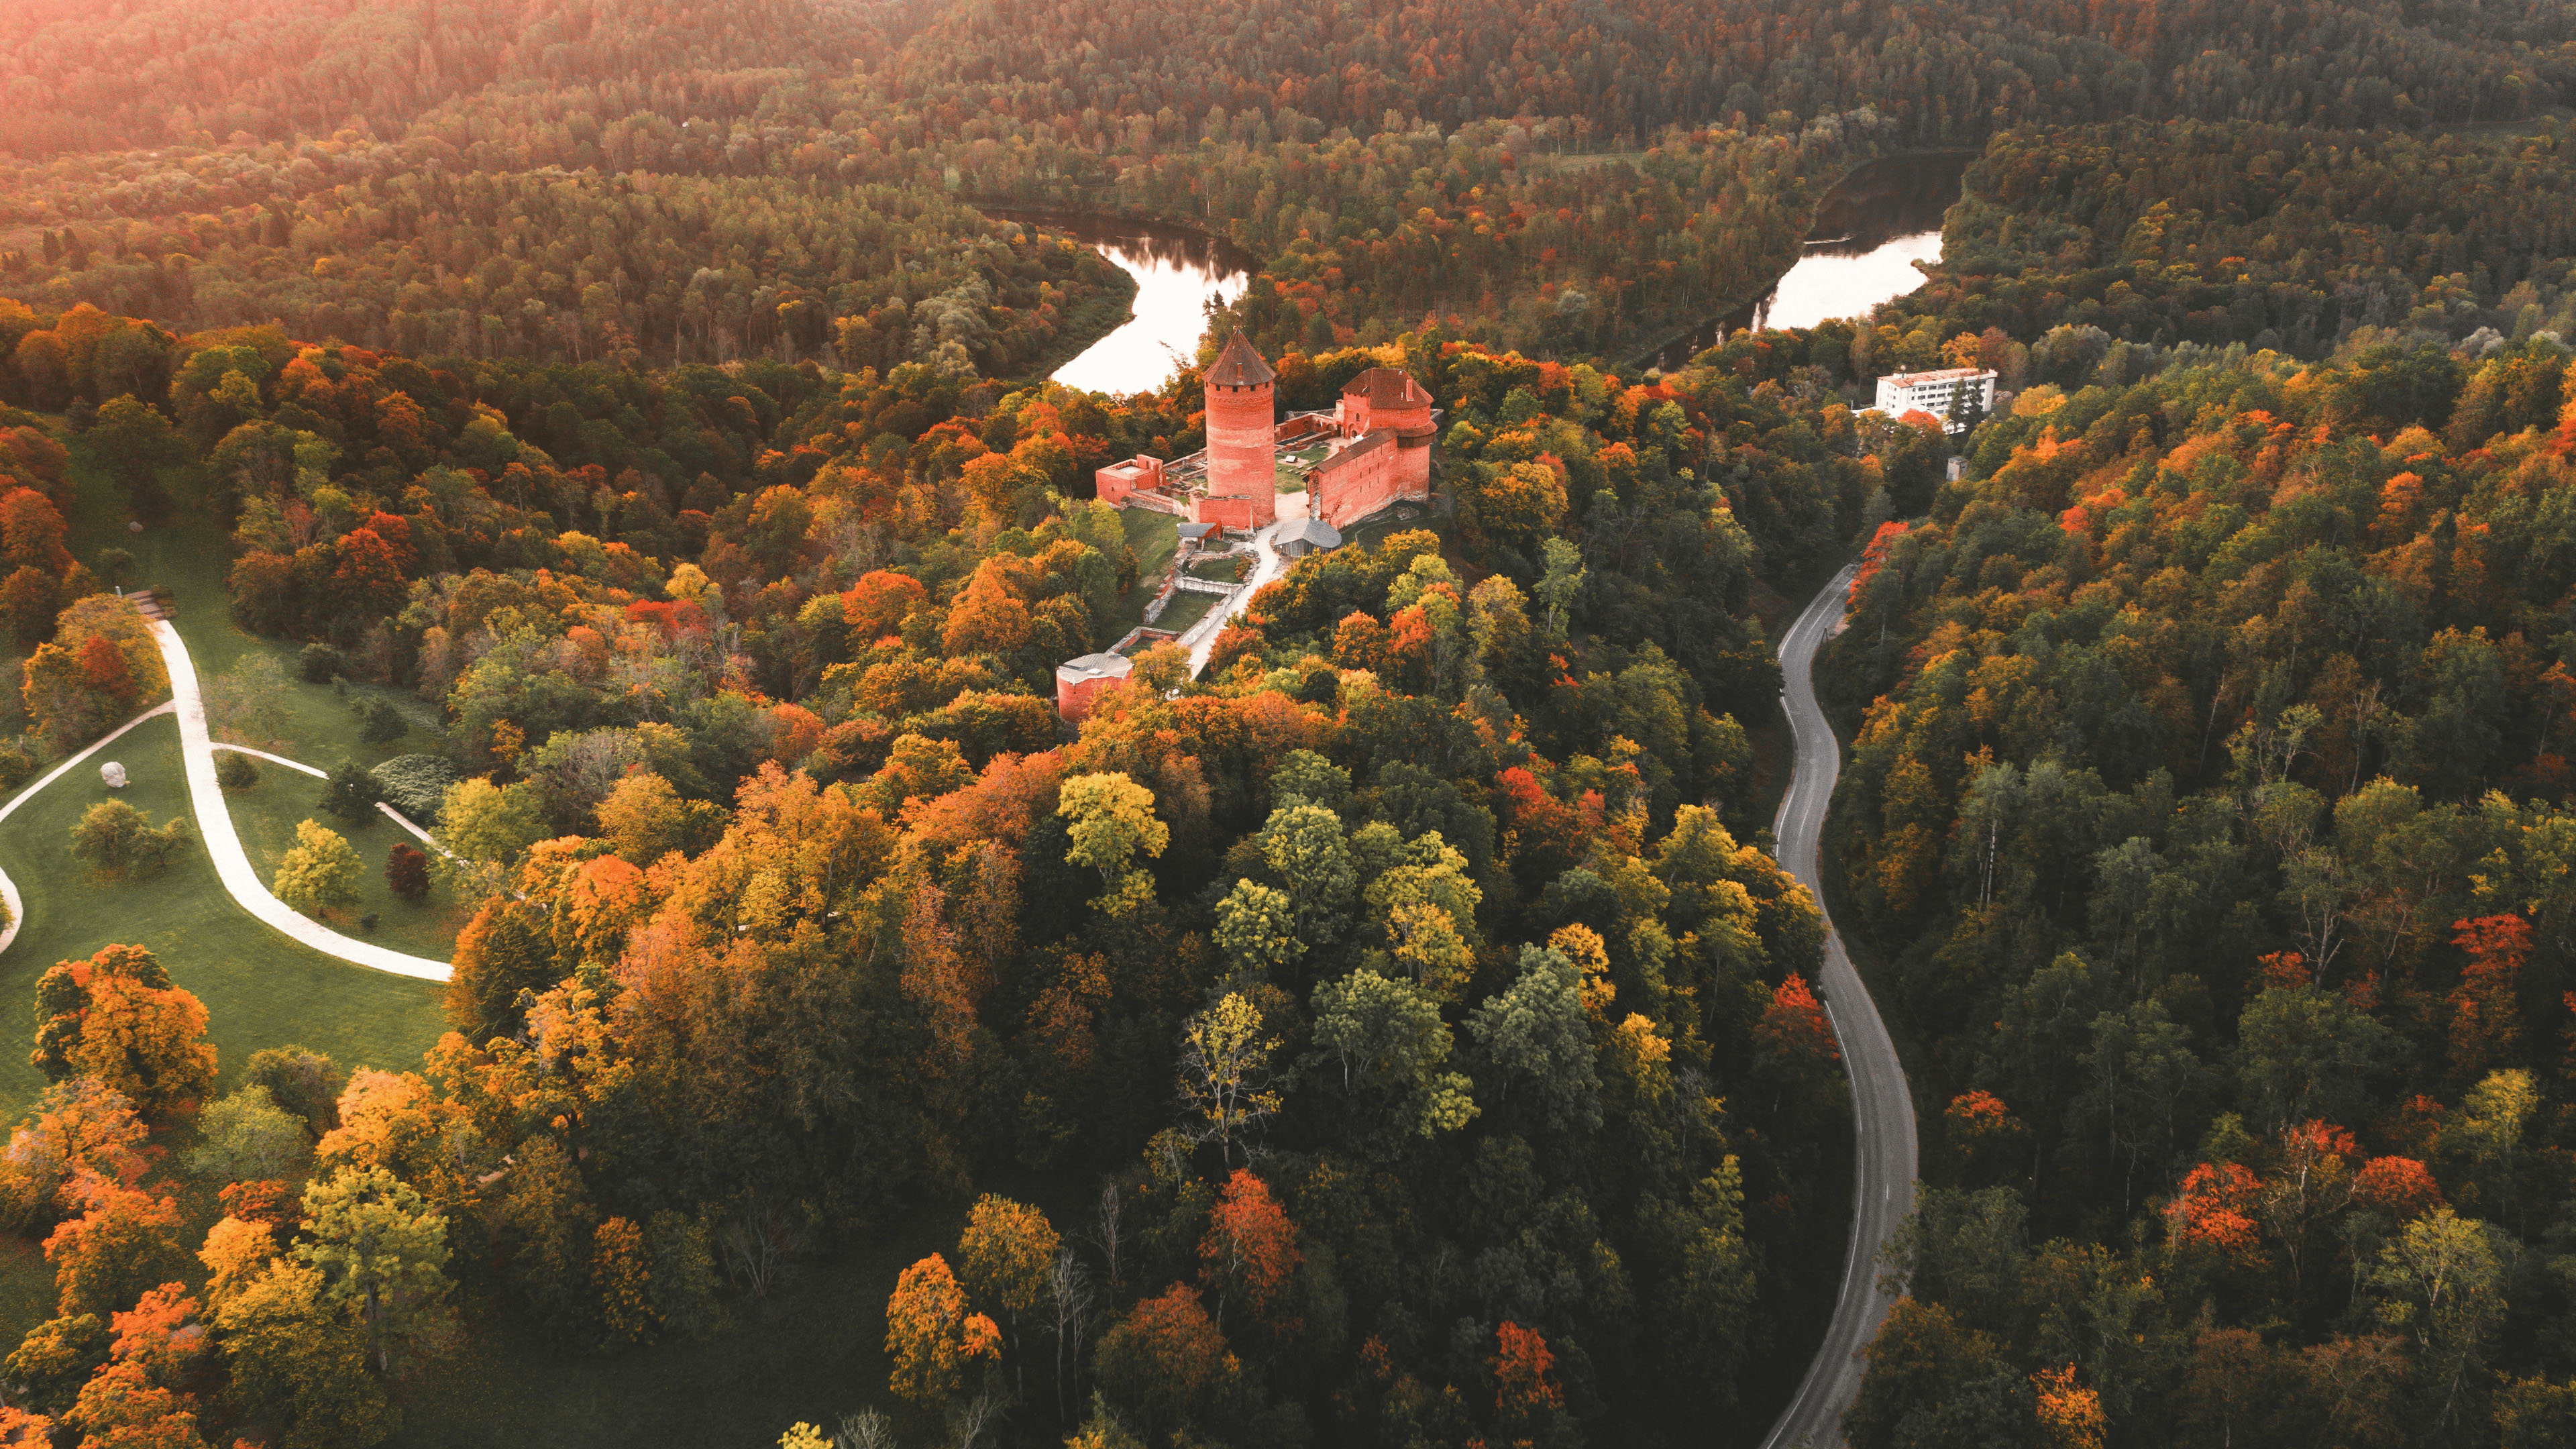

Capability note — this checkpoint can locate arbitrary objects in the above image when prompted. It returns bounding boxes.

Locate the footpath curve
[1761,564,1919,1449]
[151,621,451,983]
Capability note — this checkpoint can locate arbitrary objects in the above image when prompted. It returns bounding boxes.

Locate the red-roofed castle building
[1090,337,1436,531]
[1309,366,1436,527]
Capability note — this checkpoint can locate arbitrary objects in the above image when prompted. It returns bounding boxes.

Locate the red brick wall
[1343,396,1432,440]
[1057,670,1127,722]
[1315,436,1433,529]
[1203,379,1277,528]
[1192,493,1256,530]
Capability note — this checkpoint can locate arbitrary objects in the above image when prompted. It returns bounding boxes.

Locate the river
[1655,151,1976,369]
[1017,213,1253,395]
[1016,153,1969,392]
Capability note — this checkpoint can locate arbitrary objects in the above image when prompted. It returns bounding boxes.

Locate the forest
[11,0,2576,371]
[1816,272,2576,1446]
[0,282,1891,1445]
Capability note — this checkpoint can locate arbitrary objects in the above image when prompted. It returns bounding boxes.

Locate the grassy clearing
[63,475,443,769]
[219,767,468,961]
[388,1166,1108,1448]
[0,714,447,1116]
[1100,506,1181,639]
[48,449,460,949]
[0,445,450,1350]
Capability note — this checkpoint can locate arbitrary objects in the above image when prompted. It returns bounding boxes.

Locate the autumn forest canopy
[0,1,2572,1448]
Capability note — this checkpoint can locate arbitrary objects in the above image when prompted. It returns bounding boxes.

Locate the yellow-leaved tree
[272,819,362,920]
[1057,771,1168,916]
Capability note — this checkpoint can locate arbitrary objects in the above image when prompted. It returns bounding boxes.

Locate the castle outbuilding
[1055,651,1132,722]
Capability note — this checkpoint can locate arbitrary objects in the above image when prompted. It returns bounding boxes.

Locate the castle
[1093,334,1436,533]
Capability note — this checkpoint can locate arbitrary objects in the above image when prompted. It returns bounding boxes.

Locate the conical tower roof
[1205,331,1275,388]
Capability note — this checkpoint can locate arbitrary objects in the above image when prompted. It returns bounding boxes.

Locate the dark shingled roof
[1206,332,1275,388]
[1342,367,1430,409]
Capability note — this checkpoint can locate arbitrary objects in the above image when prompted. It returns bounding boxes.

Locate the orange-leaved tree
[1945,1089,2026,1177]
[45,1174,187,1320]
[884,1252,1001,1411]
[2353,1156,2445,1220]
[2164,1161,2265,1266]
[956,1194,1059,1389]
[104,1281,207,1388]
[0,1077,150,1231]
[2032,1364,2107,1449]
[2448,914,2530,1079]
[1199,1169,1301,1327]
[1093,1283,1227,1442]
[1493,1320,1564,1440]
[30,945,215,1119]
[594,1216,654,1345]
[1754,972,1842,1120]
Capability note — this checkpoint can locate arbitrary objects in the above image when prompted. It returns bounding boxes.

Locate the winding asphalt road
[1760,563,1919,1449]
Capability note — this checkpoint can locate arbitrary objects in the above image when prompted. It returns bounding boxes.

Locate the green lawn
[53,449,460,944]
[1102,506,1181,639]
[0,714,447,1117]
[386,1169,1106,1448]
[64,479,443,767]
[0,715,449,1356]
[1154,588,1221,638]
[1275,441,1330,494]
[15,431,1004,1446]
[220,765,469,960]
[0,445,452,1350]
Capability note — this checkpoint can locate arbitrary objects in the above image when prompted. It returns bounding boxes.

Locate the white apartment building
[1874,367,1998,428]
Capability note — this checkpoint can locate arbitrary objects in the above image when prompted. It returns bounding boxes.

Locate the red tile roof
[1342,367,1430,408]
[1206,332,1275,388]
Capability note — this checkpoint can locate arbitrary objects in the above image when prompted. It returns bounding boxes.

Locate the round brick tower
[1202,333,1277,529]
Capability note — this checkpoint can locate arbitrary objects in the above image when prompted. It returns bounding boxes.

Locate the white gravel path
[153,621,452,982]
[208,743,447,852]
[1185,492,1294,678]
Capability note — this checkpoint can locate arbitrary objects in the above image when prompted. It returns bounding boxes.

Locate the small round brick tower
[1201,332,1277,529]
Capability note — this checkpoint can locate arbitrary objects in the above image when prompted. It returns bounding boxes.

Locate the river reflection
[1008,213,1252,395]
[1656,152,1975,369]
